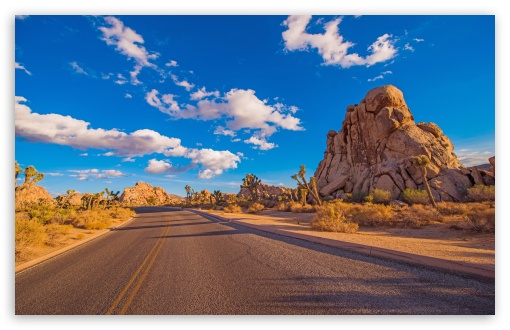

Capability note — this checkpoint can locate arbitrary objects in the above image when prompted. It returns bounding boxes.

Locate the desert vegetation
[15,162,134,263]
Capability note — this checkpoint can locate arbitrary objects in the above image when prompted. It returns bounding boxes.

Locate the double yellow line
[106,217,171,315]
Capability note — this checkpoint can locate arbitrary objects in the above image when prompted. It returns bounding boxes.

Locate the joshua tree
[300,188,309,206]
[32,173,44,184]
[185,185,192,204]
[15,161,22,187]
[23,165,38,185]
[241,174,261,201]
[81,193,93,210]
[104,188,121,207]
[413,155,437,207]
[291,165,322,206]
[213,190,223,204]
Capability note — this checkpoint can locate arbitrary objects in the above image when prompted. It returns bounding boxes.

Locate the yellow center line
[106,216,170,315]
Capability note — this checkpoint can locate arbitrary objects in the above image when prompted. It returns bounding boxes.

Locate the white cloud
[214,126,236,137]
[413,38,425,42]
[79,153,88,156]
[145,159,173,174]
[146,89,181,115]
[165,60,178,67]
[456,149,495,167]
[122,157,135,162]
[232,138,241,142]
[69,61,88,75]
[404,43,415,52]
[282,15,397,68]
[367,75,384,82]
[125,93,133,98]
[171,74,195,91]
[101,73,114,80]
[244,136,277,150]
[46,172,64,176]
[16,96,241,179]
[103,152,115,156]
[15,62,32,75]
[69,169,126,180]
[99,16,159,85]
[115,73,128,85]
[190,87,220,100]
[368,70,392,82]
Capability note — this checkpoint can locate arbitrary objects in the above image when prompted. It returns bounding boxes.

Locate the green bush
[370,189,392,204]
[467,185,495,202]
[401,189,429,205]
[311,202,359,233]
[350,191,368,203]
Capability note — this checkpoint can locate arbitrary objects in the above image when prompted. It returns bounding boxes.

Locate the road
[15,207,495,315]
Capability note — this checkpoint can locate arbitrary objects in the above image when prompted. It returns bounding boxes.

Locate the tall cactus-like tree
[413,155,437,207]
[185,185,192,204]
[300,188,309,206]
[15,161,22,187]
[213,190,223,204]
[241,174,261,201]
[32,173,44,184]
[291,165,322,206]
[23,165,38,184]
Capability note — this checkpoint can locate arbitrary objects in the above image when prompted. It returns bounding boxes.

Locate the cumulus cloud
[244,136,277,150]
[404,43,415,52]
[125,93,133,98]
[115,73,128,85]
[122,157,135,162]
[99,16,159,84]
[190,87,220,100]
[165,60,178,67]
[413,38,425,42]
[171,74,195,91]
[456,149,494,167]
[16,96,240,179]
[46,172,64,176]
[282,15,397,68]
[214,126,236,137]
[145,159,173,174]
[15,62,32,75]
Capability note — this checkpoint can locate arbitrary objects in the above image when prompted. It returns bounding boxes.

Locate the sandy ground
[204,209,495,266]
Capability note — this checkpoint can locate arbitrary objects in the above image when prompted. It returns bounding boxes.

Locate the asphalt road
[15,207,495,315]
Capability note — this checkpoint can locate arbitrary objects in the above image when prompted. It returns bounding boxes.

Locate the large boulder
[15,183,55,209]
[314,85,494,202]
[119,181,180,206]
[238,183,288,200]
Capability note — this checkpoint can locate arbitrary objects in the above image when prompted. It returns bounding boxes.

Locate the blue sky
[14,14,495,197]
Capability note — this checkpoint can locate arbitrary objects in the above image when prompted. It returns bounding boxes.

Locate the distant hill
[475,163,492,172]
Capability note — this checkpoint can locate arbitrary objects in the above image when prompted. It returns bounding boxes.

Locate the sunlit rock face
[314,85,494,202]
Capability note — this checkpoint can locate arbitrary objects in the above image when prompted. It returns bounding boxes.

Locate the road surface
[15,207,495,314]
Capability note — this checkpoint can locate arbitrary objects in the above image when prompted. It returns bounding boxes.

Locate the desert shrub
[350,204,394,226]
[261,200,277,208]
[466,185,495,202]
[401,189,429,205]
[276,202,289,212]
[15,217,47,260]
[465,208,495,233]
[108,207,135,220]
[370,189,392,204]
[289,202,303,213]
[73,210,112,230]
[394,204,443,228]
[248,202,265,213]
[364,195,374,203]
[350,191,368,203]
[75,233,85,240]
[26,203,55,224]
[45,223,72,246]
[223,204,242,213]
[53,207,78,225]
[311,202,359,233]
[436,202,469,216]
[300,204,316,213]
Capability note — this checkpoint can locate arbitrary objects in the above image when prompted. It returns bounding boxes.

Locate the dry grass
[466,185,495,202]
[223,204,242,213]
[247,202,265,213]
[311,201,359,233]
[15,205,134,263]
[401,189,430,205]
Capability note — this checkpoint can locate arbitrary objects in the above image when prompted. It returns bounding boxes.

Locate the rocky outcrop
[15,183,55,209]
[119,181,180,206]
[67,192,83,207]
[238,183,288,200]
[314,85,495,202]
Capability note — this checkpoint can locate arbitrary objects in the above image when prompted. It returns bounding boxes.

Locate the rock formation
[15,183,55,209]
[119,181,182,206]
[314,85,495,202]
[238,183,288,200]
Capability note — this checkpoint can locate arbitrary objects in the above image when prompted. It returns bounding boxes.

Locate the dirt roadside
[200,209,495,267]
